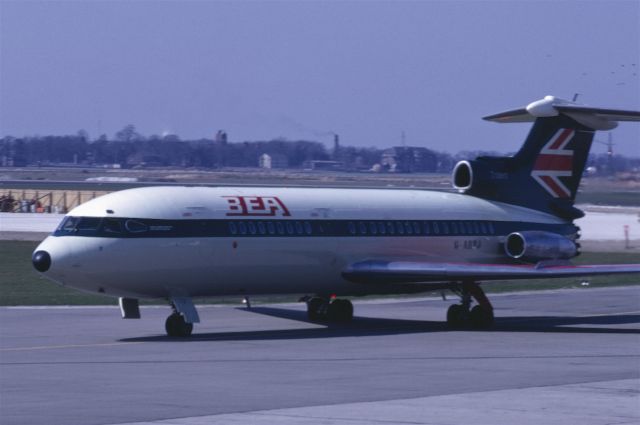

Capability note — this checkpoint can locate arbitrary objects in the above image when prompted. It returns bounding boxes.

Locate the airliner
[32,96,640,337]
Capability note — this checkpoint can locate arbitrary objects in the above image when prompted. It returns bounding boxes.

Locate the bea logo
[224,196,291,217]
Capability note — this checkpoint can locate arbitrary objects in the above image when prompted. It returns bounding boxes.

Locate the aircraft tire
[446,304,465,328]
[328,299,354,323]
[307,297,325,322]
[165,313,193,337]
[469,305,494,329]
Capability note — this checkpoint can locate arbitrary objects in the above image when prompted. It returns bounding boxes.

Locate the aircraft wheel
[328,299,354,323]
[307,297,326,322]
[469,305,494,329]
[165,313,193,337]
[446,304,465,328]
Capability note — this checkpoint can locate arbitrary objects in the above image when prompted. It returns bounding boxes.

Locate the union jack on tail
[531,128,575,198]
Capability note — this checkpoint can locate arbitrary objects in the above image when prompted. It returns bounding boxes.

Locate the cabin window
[413,222,421,234]
[257,221,266,235]
[276,222,285,235]
[348,222,356,235]
[238,222,247,235]
[396,222,405,235]
[304,221,312,235]
[369,222,378,235]
[228,222,238,235]
[403,221,412,235]
[295,221,303,235]
[451,221,458,234]
[248,222,257,235]
[441,221,449,235]
[378,222,386,235]
[465,222,473,234]
[358,222,367,235]
[433,222,440,235]
[286,222,294,235]
[387,222,395,235]
[488,222,495,235]
[267,221,276,235]
[473,221,480,234]
[423,222,430,235]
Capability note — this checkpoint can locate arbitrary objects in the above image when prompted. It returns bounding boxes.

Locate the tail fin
[453,96,640,220]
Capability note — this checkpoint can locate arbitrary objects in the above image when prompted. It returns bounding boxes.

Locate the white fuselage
[34,186,573,299]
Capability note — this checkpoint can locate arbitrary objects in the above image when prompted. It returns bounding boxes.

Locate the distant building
[259,153,289,169]
[215,130,228,145]
[332,134,340,160]
[381,146,438,173]
[303,160,343,171]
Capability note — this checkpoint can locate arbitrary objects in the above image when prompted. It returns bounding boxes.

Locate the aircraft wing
[342,260,640,284]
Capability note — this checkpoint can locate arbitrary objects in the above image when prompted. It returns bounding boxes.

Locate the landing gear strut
[447,281,494,329]
[304,296,354,323]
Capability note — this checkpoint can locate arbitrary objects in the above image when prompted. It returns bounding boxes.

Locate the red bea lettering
[223,196,291,217]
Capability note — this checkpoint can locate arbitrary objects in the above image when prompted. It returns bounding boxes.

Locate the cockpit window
[54,216,102,235]
[76,217,102,231]
[125,219,148,233]
[102,218,123,234]
[58,216,80,233]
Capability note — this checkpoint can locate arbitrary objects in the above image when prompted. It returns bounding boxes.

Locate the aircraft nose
[32,250,52,272]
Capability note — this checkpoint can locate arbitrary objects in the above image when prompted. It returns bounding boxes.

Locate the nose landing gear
[446,281,494,329]
[164,297,200,337]
[165,313,193,337]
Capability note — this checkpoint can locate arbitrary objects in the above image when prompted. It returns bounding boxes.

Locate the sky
[0,0,639,156]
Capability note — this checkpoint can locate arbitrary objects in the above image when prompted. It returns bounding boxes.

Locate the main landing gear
[446,281,494,329]
[304,296,354,323]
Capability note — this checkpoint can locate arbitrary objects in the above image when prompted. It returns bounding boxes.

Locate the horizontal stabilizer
[343,260,640,284]
[484,96,640,130]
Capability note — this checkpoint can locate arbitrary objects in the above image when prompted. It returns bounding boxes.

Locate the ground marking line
[0,341,143,352]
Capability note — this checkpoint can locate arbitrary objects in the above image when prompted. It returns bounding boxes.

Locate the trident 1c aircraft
[32,96,640,337]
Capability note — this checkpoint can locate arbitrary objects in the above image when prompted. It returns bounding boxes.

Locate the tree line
[1,130,332,169]
[1,126,637,174]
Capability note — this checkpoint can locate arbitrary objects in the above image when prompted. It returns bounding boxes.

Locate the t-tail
[452,95,640,220]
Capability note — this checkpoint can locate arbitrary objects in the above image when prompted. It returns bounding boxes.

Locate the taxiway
[1,286,639,425]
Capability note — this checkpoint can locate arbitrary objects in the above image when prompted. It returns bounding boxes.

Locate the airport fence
[0,189,109,213]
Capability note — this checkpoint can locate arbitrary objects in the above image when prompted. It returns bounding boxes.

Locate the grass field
[575,191,640,207]
[1,240,639,306]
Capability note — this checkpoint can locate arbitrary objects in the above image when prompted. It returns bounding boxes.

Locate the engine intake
[452,161,473,191]
[505,231,577,262]
[451,158,511,196]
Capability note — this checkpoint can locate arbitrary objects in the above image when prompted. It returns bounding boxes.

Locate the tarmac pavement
[1,287,639,425]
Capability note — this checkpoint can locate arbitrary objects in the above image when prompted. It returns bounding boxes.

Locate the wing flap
[343,260,640,284]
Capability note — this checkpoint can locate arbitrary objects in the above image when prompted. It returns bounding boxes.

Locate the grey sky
[1,0,638,156]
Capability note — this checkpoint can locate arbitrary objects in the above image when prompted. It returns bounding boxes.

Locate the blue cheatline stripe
[52,216,579,239]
